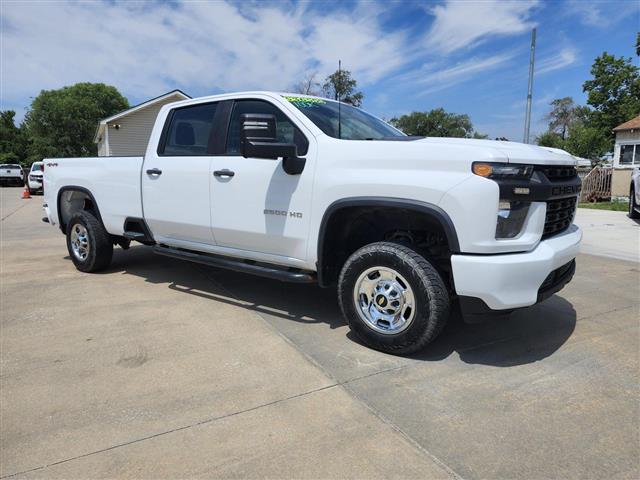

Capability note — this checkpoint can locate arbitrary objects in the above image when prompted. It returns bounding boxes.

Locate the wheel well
[318,203,456,288]
[57,188,102,233]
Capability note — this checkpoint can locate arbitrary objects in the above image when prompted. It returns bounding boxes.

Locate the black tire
[66,210,113,272]
[629,187,640,219]
[338,242,450,355]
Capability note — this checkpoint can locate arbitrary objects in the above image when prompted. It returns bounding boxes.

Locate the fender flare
[56,186,103,233]
[316,197,460,287]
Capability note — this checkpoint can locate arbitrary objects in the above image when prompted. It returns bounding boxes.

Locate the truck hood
[416,137,577,166]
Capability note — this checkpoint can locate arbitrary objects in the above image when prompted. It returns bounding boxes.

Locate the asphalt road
[1,187,639,479]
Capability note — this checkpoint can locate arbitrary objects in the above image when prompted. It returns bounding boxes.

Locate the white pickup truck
[43,91,582,354]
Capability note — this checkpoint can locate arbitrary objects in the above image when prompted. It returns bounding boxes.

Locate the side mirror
[240,113,306,175]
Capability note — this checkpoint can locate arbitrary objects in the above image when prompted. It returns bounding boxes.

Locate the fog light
[496,201,530,239]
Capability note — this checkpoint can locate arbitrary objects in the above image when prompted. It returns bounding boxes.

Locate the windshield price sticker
[283,96,326,108]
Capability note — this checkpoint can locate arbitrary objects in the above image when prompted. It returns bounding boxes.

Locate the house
[611,115,640,197]
[94,90,190,156]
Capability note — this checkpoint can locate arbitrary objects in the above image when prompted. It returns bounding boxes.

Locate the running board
[153,245,316,283]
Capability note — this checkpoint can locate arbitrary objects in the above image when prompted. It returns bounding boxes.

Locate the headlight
[496,201,530,239]
[473,162,534,179]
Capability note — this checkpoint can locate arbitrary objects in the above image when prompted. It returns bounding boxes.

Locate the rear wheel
[629,186,640,219]
[338,242,450,355]
[66,211,113,272]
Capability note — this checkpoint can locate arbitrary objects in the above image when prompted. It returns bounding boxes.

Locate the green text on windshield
[283,96,404,140]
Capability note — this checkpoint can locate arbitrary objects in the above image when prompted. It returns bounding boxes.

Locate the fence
[579,166,612,202]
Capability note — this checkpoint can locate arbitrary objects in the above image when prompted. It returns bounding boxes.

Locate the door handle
[213,169,235,178]
[146,168,162,176]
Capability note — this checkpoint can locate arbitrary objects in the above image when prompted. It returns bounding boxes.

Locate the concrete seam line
[196,266,464,480]
[0,383,339,479]
[340,381,465,480]
[1,201,29,222]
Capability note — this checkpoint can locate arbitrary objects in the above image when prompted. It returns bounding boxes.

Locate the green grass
[578,200,629,212]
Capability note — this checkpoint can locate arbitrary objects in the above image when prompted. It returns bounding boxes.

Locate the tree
[545,97,577,139]
[23,83,129,161]
[0,110,28,165]
[291,72,321,96]
[390,109,486,138]
[582,53,640,147]
[322,69,364,107]
[563,123,609,160]
[536,131,565,149]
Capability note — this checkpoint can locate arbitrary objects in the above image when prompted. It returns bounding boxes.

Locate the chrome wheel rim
[353,266,416,334]
[70,224,89,261]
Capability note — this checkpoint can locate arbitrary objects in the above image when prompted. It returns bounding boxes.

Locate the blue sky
[1,0,638,140]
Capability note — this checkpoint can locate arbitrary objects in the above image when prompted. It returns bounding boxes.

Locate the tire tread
[338,241,450,354]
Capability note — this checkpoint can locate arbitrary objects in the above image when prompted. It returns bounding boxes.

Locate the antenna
[338,59,342,139]
[523,28,536,144]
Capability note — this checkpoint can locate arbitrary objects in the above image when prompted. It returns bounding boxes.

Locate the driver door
[209,99,315,263]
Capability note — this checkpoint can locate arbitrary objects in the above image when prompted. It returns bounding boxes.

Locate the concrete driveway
[1,188,639,479]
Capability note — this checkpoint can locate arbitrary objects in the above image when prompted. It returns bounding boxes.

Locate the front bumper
[28,178,43,190]
[451,224,582,311]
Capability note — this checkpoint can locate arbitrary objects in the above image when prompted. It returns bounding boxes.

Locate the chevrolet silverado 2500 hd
[43,92,582,354]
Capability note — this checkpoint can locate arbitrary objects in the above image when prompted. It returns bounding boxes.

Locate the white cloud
[536,47,578,75]
[1,1,411,109]
[396,52,517,95]
[565,0,639,27]
[424,0,539,54]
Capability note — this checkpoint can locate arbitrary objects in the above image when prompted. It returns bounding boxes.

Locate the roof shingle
[613,115,640,132]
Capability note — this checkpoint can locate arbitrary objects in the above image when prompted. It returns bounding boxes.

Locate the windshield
[1,165,21,169]
[31,164,43,171]
[283,96,404,140]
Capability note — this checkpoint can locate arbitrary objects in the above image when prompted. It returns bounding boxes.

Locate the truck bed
[44,156,144,235]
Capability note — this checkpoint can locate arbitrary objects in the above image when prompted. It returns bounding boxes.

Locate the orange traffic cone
[21,185,31,199]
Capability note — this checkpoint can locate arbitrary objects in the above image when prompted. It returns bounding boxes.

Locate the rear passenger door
[142,102,219,246]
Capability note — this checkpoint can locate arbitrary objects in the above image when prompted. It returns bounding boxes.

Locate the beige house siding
[611,169,632,197]
[96,92,188,156]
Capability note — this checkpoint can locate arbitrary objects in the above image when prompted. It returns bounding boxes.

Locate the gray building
[94,90,190,156]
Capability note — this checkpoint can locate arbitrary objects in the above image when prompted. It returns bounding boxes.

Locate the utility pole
[523,28,536,144]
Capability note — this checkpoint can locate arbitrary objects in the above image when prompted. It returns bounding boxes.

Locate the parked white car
[0,164,24,186]
[630,167,640,219]
[28,162,44,194]
[43,91,582,354]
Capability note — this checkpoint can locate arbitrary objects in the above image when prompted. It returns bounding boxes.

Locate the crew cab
[0,164,24,186]
[43,92,582,354]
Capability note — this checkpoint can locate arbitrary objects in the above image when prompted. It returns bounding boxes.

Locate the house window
[617,143,640,167]
[620,144,635,165]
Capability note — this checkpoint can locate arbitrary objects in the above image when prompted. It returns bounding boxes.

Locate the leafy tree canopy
[582,52,640,145]
[390,109,487,138]
[322,69,364,107]
[536,131,566,150]
[0,110,28,165]
[23,82,129,161]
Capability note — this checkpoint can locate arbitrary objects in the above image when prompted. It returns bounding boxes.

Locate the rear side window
[161,103,218,156]
[226,100,308,156]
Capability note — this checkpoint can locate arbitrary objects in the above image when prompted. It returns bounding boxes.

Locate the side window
[161,103,218,156]
[226,100,309,156]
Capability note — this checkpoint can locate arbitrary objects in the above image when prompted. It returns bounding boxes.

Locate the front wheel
[338,242,450,355]
[66,211,113,272]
